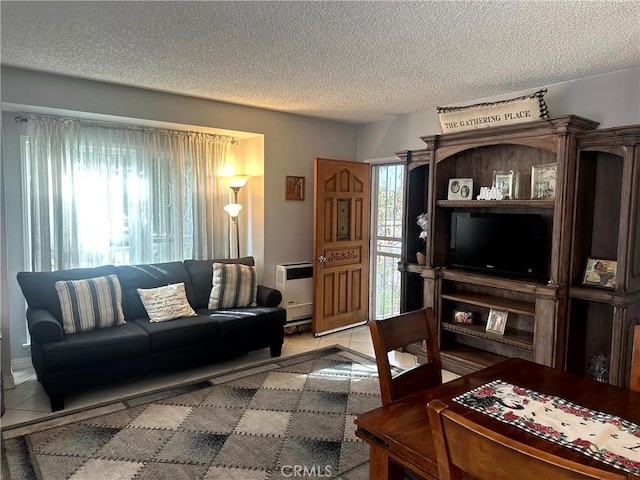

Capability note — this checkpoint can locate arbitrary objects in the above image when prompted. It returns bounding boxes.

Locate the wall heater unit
[275,263,313,326]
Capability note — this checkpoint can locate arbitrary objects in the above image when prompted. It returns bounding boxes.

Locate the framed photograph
[492,170,515,199]
[582,258,617,289]
[447,178,474,200]
[453,310,474,325]
[531,163,557,199]
[285,176,305,201]
[486,309,508,335]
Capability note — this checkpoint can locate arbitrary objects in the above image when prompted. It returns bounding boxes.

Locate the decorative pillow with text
[208,263,258,309]
[436,89,549,134]
[137,282,198,322]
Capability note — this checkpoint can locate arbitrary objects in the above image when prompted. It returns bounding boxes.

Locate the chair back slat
[373,314,431,351]
[369,308,442,405]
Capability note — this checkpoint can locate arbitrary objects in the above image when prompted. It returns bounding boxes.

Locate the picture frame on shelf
[492,170,516,199]
[582,257,617,289]
[285,175,305,201]
[486,309,508,335]
[453,310,474,325]
[447,178,473,200]
[531,163,557,199]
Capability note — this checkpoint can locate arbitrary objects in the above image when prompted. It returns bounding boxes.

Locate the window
[21,115,232,271]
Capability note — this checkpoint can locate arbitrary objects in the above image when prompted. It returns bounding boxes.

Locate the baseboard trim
[11,356,33,371]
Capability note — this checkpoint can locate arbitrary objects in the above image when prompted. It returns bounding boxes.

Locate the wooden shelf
[436,199,555,208]
[398,262,427,274]
[568,286,616,303]
[439,269,546,293]
[440,345,508,374]
[441,292,535,316]
[442,322,534,351]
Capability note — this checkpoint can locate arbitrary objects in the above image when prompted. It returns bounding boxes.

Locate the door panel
[313,158,371,335]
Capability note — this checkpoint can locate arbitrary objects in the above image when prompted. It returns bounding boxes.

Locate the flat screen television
[449,212,549,281]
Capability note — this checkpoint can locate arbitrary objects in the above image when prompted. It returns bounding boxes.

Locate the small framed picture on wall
[285,176,305,201]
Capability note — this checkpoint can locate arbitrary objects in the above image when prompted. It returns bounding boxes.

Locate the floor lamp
[223,176,250,258]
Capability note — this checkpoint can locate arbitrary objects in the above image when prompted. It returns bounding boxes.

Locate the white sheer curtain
[24,115,232,271]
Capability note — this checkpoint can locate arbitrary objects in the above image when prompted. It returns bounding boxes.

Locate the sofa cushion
[184,257,255,309]
[137,283,197,322]
[208,307,286,340]
[55,274,126,334]
[116,262,196,320]
[17,265,119,324]
[208,263,258,309]
[131,315,220,352]
[39,322,149,372]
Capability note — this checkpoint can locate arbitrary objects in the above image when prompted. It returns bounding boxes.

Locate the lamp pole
[223,175,249,260]
[231,186,240,258]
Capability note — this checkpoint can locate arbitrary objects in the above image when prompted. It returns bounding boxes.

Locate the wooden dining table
[354,358,640,480]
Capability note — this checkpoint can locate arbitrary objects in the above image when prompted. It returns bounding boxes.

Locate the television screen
[449,212,548,280]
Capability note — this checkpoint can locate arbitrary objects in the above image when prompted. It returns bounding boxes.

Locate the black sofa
[16,256,286,411]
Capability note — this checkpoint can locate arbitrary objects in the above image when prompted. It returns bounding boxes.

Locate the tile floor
[1,324,459,428]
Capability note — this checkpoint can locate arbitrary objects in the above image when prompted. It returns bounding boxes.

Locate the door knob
[315,255,327,263]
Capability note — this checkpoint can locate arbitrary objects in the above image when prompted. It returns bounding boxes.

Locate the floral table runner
[453,380,640,475]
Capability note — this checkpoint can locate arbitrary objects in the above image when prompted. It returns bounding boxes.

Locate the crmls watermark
[280,465,333,477]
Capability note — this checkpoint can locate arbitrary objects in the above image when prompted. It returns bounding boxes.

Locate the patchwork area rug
[2,346,382,480]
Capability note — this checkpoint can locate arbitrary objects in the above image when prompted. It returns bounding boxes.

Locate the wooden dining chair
[631,324,640,392]
[426,399,628,480]
[369,308,442,405]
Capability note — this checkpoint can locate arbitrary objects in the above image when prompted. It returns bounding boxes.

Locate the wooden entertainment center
[398,116,640,387]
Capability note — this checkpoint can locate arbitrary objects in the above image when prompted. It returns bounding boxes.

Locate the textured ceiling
[1,1,639,124]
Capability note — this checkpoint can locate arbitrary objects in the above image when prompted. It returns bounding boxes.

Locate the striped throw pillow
[208,263,258,309]
[55,274,126,334]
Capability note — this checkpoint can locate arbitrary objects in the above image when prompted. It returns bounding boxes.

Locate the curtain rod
[13,114,239,144]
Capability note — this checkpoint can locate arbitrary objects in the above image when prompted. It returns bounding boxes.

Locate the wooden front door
[313,158,371,335]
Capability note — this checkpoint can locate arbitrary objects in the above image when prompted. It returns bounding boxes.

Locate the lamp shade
[227,176,250,189]
[224,203,243,217]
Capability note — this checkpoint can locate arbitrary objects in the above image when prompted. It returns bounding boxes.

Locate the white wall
[357,68,640,160]
[1,112,28,363]
[1,66,358,359]
[1,124,15,387]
